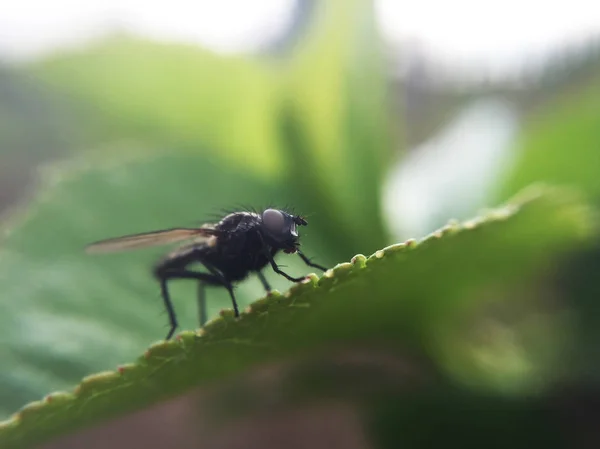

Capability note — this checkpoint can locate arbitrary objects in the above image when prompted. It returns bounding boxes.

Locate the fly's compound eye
[262,209,285,231]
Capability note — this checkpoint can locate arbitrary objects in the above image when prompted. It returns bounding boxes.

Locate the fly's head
[259,208,307,253]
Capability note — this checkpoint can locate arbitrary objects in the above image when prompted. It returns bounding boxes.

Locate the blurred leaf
[280,0,392,257]
[0,185,594,448]
[553,242,600,383]
[0,65,83,213]
[30,36,284,177]
[27,0,393,260]
[0,144,334,420]
[371,386,583,449]
[0,0,394,422]
[495,75,600,203]
[0,65,78,161]
[492,73,600,386]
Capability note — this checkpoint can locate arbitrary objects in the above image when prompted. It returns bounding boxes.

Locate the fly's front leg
[256,232,305,283]
[266,254,305,282]
[297,250,327,272]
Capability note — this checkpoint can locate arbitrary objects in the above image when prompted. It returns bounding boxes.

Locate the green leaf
[30,36,284,177]
[495,75,600,203]
[27,0,393,259]
[492,73,600,385]
[0,145,334,420]
[0,0,393,421]
[0,185,594,448]
[280,0,392,257]
[0,65,83,214]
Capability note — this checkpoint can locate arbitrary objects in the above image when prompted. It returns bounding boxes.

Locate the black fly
[86,208,327,339]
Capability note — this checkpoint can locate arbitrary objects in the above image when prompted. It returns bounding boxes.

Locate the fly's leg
[158,277,178,340]
[256,234,309,283]
[297,250,327,272]
[202,264,239,320]
[197,282,207,328]
[154,268,236,340]
[265,253,305,282]
[257,271,272,294]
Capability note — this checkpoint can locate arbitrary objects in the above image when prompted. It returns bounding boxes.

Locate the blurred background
[1,0,599,447]
[1,0,599,238]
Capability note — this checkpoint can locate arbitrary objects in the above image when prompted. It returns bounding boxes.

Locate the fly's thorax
[217,211,260,232]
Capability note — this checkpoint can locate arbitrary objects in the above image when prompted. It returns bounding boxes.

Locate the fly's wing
[85,225,218,254]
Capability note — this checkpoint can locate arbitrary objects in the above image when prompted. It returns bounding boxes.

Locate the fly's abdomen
[153,242,210,278]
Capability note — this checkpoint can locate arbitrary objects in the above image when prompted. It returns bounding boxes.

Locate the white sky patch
[0,0,598,74]
[383,98,520,239]
[377,0,600,75]
[0,0,295,60]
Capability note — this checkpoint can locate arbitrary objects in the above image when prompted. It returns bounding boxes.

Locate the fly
[86,208,327,339]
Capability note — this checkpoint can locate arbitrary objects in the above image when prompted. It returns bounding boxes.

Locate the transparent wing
[85,226,218,254]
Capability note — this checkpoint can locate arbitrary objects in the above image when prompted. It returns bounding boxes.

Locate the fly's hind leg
[157,277,179,340]
[204,264,239,320]
[197,281,207,328]
[257,271,272,295]
[154,266,234,340]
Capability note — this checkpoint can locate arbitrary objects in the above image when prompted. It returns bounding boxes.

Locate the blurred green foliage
[493,68,600,387]
[0,0,389,420]
[1,0,600,447]
[496,76,600,203]
[32,38,283,176]
[1,186,594,448]
[28,0,391,258]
